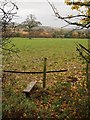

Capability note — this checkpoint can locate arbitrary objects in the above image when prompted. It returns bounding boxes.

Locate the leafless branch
[0,0,18,53]
[47,0,90,29]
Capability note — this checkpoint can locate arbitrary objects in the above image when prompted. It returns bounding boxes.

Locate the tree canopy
[65,0,90,28]
[48,0,90,29]
[22,14,41,39]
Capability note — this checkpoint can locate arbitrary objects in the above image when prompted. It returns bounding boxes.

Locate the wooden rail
[3,58,67,89]
[3,69,67,74]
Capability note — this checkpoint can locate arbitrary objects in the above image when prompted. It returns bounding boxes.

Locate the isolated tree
[22,14,41,39]
[0,0,18,53]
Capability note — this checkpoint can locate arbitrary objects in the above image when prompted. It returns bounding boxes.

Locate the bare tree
[0,0,18,53]
[22,14,41,39]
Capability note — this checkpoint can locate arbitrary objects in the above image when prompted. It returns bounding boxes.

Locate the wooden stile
[23,81,36,97]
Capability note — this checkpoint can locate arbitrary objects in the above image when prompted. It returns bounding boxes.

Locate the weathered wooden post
[86,62,88,84]
[43,58,47,89]
[86,61,90,119]
[86,62,90,95]
[88,35,90,116]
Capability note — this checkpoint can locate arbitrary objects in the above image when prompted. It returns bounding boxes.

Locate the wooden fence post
[86,62,90,95]
[86,62,89,86]
[86,61,90,118]
[43,58,47,89]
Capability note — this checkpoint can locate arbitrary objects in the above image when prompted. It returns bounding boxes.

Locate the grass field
[3,38,89,119]
[4,37,88,70]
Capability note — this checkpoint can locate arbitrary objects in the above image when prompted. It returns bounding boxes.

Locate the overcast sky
[12,0,77,28]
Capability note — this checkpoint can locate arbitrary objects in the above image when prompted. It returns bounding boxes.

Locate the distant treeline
[2,23,90,38]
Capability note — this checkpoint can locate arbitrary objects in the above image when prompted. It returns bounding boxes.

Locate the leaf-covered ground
[2,38,89,119]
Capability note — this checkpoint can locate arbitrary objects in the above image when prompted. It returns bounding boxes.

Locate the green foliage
[65,0,90,28]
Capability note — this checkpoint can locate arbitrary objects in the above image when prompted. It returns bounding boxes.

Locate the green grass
[3,37,89,119]
[13,37,88,53]
[6,37,87,71]
[12,37,88,59]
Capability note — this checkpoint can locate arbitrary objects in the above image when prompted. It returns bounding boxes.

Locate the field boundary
[3,69,67,74]
[3,58,67,88]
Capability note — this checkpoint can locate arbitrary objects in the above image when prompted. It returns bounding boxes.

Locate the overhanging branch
[47,0,90,29]
[67,2,90,7]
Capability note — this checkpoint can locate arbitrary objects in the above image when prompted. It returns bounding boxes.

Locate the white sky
[8,0,78,28]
